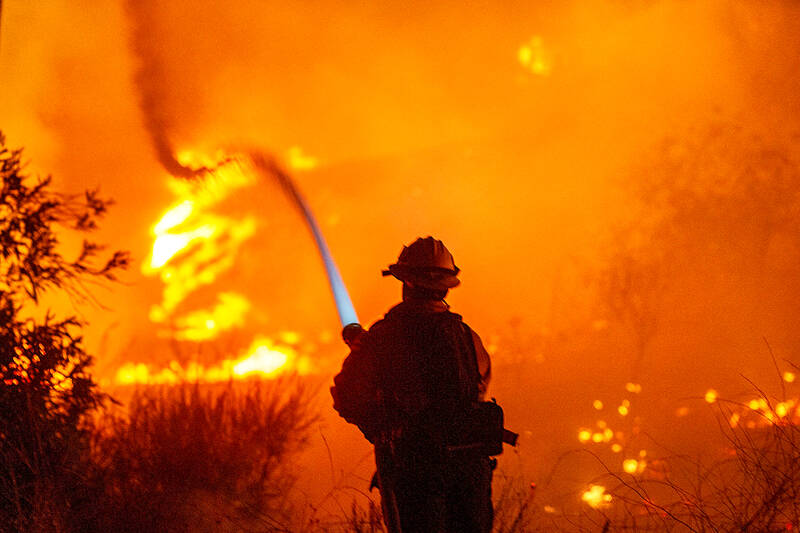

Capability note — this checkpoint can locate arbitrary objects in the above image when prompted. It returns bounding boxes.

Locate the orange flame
[113,147,323,386]
[578,384,648,475]
[581,485,612,509]
[115,336,312,386]
[143,159,256,335]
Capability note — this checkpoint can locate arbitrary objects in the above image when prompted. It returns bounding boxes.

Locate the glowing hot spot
[233,342,290,377]
[581,485,612,509]
[141,160,258,342]
[173,292,251,341]
[287,146,318,170]
[625,382,642,394]
[114,340,297,386]
[705,389,718,403]
[517,36,552,76]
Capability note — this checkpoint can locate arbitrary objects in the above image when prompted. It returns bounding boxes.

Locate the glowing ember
[581,485,612,509]
[702,382,800,428]
[517,36,552,76]
[278,331,301,344]
[287,146,318,170]
[623,456,647,475]
[704,389,718,403]
[578,385,654,477]
[625,382,642,394]
[618,399,630,416]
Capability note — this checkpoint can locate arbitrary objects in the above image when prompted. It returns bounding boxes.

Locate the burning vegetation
[116,155,317,385]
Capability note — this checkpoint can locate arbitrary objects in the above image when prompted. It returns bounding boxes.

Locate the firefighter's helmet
[382,236,460,290]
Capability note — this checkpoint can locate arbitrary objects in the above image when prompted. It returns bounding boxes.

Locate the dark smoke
[125,0,209,178]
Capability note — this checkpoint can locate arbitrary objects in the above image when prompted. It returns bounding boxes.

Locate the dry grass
[588,404,800,531]
[88,377,316,532]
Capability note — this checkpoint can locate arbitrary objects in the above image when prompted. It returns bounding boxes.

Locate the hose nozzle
[342,323,365,348]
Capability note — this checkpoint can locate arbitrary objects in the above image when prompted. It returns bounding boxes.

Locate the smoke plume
[125,0,209,178]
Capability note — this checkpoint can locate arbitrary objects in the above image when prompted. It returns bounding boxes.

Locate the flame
[232,340,290,377]
[143,158,256,334]
[114,148,327,386]
[625,382,642,394]
[517,36,552,76]
[623,455,647,475]
[622,459,638,474]
[706,380,800,428]
[172,292,251,342]
[704,389,718,403]
[618,399,631,416]
[581,485,612,509]
[578,384,650,476]
[287,146,318,170]
[115,336,311,386]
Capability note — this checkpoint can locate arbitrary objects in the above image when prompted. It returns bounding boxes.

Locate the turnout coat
[332,298,493,533]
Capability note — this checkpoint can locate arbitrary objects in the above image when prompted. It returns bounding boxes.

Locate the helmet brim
[382,264,461,290]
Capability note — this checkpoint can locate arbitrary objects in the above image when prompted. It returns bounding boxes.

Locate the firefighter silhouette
[332,237,493,533]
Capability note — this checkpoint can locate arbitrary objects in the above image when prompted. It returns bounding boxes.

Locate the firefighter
[332,237,493,533]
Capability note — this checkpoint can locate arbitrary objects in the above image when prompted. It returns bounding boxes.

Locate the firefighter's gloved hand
[342,323,365,349]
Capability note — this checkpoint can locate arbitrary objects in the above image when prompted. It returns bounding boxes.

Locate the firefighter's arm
[470,329,492,399]
[331,329,383,442]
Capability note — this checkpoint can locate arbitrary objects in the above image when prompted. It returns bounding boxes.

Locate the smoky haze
[2,0,800,514]
[125,0,208,178]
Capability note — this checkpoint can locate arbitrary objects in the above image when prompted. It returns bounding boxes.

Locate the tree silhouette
[0,133,128,530]
[598,120,800,379]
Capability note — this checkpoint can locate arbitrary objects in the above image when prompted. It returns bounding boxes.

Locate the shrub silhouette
[0,132,128,531]
[90,379,316,532]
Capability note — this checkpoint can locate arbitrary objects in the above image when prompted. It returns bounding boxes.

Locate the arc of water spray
[250,153,359,329]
